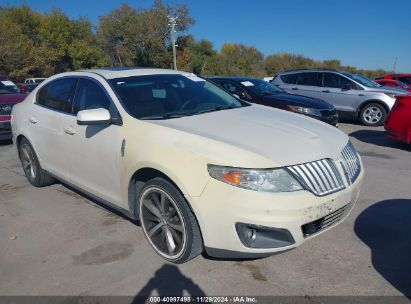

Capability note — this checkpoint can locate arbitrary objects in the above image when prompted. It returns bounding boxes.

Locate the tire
[359,103,387,126]
[138,177,203,263]
[18,138,55,187]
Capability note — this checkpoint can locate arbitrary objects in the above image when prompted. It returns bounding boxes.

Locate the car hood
[260,93,333,109]
[367,86,409,95]
[0,93,27,103]
[150,104,348,167]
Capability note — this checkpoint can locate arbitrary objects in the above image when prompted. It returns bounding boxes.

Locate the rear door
[29,78,77,179]
[293,72,323,99]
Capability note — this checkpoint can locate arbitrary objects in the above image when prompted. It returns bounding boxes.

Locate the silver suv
[272,69,408,126]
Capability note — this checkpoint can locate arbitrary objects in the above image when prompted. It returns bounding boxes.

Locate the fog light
[246,228,257,242]
[236,223,295,249]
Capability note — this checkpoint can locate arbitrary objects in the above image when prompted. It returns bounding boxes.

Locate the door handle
[291,87,298,90]
[64,126,76,135]
[322,90,330,93]
[29,117,38,124]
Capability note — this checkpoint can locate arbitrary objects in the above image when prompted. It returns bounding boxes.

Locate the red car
[376,74,411,85]
[384,96,411,145]
[375,79,411,93]
[0,77,27,141]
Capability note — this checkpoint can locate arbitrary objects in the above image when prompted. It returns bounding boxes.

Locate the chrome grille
[0,103,14,116]
[341,141,361,184]
[302,202,353,238]
[287,159,345,196]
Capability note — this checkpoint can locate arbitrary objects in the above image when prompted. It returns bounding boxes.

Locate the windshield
[35,79,45,84]
[397,80,410,89]
[0,79,20,94]
[110,74,247,119]
[241,79,284,95]
[342,72,380,88]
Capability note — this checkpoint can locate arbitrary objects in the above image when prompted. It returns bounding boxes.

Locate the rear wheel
[19,138,55,187]
[138,177,202,263]
[359,103,387,126]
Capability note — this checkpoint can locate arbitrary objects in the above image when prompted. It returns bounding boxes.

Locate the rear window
[296,72,321,86]
[280,74,298,84]
[37,78,77,113]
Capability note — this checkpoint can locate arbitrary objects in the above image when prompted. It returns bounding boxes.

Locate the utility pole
[168,15,178,70]
[393,56,397,74]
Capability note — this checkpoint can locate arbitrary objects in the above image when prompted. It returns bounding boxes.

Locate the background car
[384,96,411,145]
[209,77,339,126]
[24,78,46,84]
[17,83,39,93]
[0,76,26,141]
[272,69,408,126]
[376,74,411,85]
[375,79,411,93]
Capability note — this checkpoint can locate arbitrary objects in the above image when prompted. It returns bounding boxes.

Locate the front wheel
[138,177,203,263]
[359,103,387,126]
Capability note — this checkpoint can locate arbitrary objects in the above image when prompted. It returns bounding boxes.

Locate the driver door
[63,77,123,205]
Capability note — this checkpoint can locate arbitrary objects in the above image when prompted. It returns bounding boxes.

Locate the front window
[110,74,247,119]
[342,72,380,88]
[0,79,20,94]
[239,79,284,95]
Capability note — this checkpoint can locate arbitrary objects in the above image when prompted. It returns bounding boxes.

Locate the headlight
[288,106,321,116]
[207,165,303,192]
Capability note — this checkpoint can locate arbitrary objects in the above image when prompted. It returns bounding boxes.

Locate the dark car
[0,76,26,141]
[209,77,338,126]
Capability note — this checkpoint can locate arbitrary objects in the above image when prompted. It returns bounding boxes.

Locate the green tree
[218,43,264,77]
[0,5,109,80]
[176,35,219,75]
[97,1,194,68]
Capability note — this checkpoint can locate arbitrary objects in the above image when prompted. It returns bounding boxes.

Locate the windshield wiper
[197,105,240,115]
[139,112,194,120]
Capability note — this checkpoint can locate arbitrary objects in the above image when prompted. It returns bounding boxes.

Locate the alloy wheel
[362,106,383,124]
[139,187,187,260]
[20,143,36,180]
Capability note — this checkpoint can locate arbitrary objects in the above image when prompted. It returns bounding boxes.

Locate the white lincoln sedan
[11,68,363,263]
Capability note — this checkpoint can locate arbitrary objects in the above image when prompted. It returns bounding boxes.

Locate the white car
[24,78,46,84]
[12,68,364,263]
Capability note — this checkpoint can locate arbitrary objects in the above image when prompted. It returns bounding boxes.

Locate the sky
[2,0,410,72]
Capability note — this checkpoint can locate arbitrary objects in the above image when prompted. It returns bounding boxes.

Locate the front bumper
[187,167,363,257]
[0,120,12,141]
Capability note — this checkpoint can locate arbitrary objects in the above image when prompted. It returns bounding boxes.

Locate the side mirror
[342,84,353,91]
[77,108,111,125]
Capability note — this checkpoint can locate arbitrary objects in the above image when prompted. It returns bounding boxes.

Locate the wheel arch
[356,99,390,116]
[127,167,192,219]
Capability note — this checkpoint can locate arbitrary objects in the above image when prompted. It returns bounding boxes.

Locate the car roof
[73,68,194,79]
[375,79,396,82]
[279,68,346,74]
[208,76,260,82]
[384,74,411,77]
